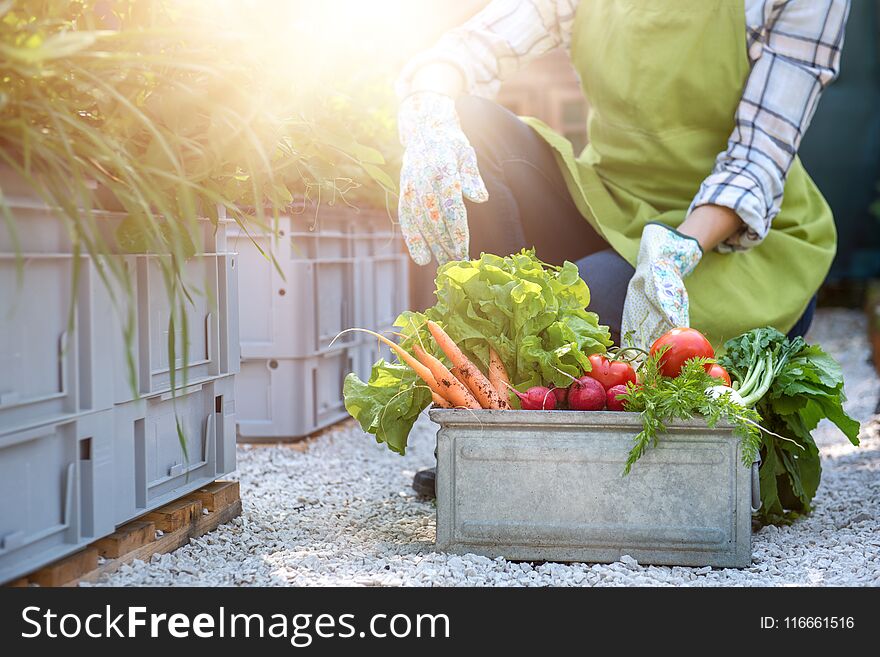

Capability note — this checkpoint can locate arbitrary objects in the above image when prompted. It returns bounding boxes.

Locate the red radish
[606,384,629,412]
[551,386,568,408]
[567,375,605,411]
[510,386,557,410]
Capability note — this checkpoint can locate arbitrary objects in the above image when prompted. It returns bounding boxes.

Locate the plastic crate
[1,254,83,431]
[353,327,396,382]
[0,171,238,423]
[0,410,116,584]
[112,375,237,526]
[230,209,406,360]
[235,349,358,441]
[96,250,239,405]
[355,254,409,329]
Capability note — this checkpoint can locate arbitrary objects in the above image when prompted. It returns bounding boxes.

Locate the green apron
[522,0,836,347]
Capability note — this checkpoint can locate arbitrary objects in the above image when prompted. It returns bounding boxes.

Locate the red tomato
[587,354,637,391]
[706,363,732,386]
[649,328,715,377]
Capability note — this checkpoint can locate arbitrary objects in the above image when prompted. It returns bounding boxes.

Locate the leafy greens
[343,250,612,454]
[719,328,860,524]
[621,355,763,474]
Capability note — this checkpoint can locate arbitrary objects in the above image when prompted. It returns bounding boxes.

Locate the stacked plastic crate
[0,172,239,584]
[231,207,408,441]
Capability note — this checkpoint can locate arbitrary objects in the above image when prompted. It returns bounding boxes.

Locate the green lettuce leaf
[343,250,612,454]
[343,359,432,455]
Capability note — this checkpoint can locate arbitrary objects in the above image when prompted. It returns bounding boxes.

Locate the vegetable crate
[230,207,408,440]
[0,178,240,583]
[431,409,760,568]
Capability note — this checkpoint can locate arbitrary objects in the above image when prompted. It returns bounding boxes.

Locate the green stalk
[735,355,765,398]
[740,352,775,407]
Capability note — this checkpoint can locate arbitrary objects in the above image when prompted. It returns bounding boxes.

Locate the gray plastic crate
[95,250,239,407]
[231,209,406,360]
[0,410,116,584]
[355,255,409,329]
[235,348,357,441]
[353,327,395,382]
[1,171,237,422]
[431,409,758,568]
[112,374,237,526]
[1,253,82,431]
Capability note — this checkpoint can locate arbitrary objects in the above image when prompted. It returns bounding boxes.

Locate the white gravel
[90,309,880,587]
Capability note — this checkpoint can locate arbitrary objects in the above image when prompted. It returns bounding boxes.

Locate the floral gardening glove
[397,92,488,265]
[621,223,703,348]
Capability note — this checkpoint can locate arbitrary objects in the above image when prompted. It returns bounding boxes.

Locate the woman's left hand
[620,205,744,347]
[620,223,703,348]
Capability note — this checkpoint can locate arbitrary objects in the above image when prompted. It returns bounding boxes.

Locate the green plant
[0,0,395,394]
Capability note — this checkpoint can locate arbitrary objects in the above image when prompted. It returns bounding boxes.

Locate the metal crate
[431,409,759,568]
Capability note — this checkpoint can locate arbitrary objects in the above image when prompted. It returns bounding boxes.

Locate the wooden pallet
[11,481,241,587]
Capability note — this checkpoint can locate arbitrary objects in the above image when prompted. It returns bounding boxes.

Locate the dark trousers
[414,95,815,341]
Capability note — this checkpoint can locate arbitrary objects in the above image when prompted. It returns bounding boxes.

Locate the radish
[567,375,605,411]
[511,386,557,410]
[551,386,568,408]
[605,384,628,412]
[706,385,746,407]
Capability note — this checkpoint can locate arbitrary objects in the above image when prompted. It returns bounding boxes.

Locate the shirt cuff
[689,170,775,253]
[395,44,493,100]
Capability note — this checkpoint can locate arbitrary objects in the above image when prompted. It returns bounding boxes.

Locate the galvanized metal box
[430,409,757,568]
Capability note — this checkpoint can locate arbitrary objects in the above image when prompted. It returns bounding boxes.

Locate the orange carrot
[337,328,449,402]
[412,344,481,410]
[426,320,510,410]
[432,393,453,408]
[450,366,468,387]
[488,346,510,399]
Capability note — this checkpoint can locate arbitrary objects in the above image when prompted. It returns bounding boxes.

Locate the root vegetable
[432,393,454,408]
[606,384,628,412]
[510,385,557,410]
[335,328,450,402]
[488,346,510,399]
[412,344,481,410]
[426,321,510,410]
[568,375,606,411]
[551,386,568,408]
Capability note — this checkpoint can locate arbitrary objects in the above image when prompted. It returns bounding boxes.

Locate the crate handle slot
[58,330,69,396]
[0,461,75,556]
[205,312,212,362]
[751,456,762,513]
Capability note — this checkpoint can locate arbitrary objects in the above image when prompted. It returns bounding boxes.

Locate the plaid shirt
[398,0,849,252]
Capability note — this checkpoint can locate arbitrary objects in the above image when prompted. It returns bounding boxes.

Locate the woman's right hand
[397,92,488,266]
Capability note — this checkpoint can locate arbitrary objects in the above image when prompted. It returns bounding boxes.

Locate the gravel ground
[92,309,880,587]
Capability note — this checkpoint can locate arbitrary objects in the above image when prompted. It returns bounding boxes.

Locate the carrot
[426,320,510,410]
[488,346,510,399]
[334,328,450,402]
[450,366,468,387]
[412,344,481,410]
[432,392,453,408]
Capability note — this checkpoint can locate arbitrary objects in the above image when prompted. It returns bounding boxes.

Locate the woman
[398,0,847,340]
[397,0,848,495]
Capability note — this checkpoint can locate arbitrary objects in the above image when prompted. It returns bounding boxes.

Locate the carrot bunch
[351,321,510,410]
